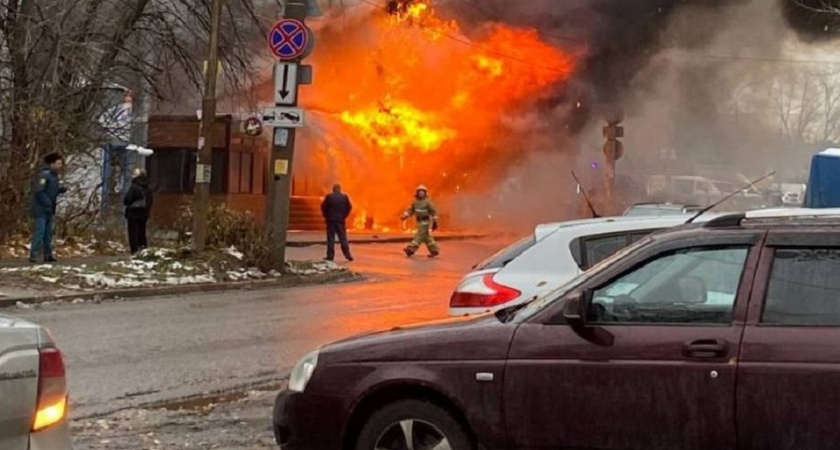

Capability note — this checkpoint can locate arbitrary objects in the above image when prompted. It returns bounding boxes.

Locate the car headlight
[289,349,320,393]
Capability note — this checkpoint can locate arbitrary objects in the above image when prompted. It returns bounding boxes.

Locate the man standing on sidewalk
[29,153,66,263]
[321,183,354,262]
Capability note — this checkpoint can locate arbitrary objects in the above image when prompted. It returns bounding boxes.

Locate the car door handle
[683,339,728,359]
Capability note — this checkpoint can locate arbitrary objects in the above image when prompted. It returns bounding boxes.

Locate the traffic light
[602,123,624,161]
[602,104,624,162]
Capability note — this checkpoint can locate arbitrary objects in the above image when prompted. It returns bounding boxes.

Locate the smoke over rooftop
[260,0,840,232]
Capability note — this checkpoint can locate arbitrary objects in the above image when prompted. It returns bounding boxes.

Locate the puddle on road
[149,381,285,413]
[160,391,250,411]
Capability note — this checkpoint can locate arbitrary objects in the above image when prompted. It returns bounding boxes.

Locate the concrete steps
[289,196,325,231]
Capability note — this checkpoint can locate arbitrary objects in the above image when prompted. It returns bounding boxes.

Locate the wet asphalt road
[9,239,506,419]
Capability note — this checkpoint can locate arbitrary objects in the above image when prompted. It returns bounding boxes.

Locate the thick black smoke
[782,0,840,40]
[441,0,839,132]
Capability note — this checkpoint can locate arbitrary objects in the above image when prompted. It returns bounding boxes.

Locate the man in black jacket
[123,168,154,254]
[321,183,353,261]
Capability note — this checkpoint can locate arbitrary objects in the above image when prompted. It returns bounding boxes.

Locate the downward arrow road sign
[274,62,298,106]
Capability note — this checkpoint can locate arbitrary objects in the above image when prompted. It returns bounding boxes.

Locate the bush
[174,200,272,270]
[207,205,272,270]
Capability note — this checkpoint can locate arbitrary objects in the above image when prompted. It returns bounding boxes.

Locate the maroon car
[274,211,840,450]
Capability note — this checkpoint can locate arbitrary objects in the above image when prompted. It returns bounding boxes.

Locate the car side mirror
[562,290,589,326]
[563,290,614,347]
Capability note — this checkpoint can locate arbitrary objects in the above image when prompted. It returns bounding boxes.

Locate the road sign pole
[267,2,309,271]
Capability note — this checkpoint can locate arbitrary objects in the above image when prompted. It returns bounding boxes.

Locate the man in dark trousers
[29,153,66,263]
[123,168,154,254]
[321,183,353,262]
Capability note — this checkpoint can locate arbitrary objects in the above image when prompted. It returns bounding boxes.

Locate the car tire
[355,399,474,450]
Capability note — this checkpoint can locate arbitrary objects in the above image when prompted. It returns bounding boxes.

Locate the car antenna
[685,171,776,224]
[571,170,601,218]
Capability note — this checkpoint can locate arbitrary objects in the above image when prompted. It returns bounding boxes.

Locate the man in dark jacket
[321,183,353,261]
[123,168,154,254]
[29,153,66,263]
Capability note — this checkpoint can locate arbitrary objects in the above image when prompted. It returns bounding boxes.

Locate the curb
[287,234,487,247]
[0,271,362,308]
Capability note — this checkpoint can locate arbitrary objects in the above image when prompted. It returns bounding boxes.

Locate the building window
[228,151,259,194]
[240,152,253,193]
[147,148,225,194]
[229,151,241,194]
[253,153,265,195]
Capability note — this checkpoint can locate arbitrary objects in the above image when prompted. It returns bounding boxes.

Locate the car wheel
[356,399,473,450]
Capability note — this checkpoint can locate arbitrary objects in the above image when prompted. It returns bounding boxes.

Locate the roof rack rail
[703,213,746,228]
[703,208,840,228]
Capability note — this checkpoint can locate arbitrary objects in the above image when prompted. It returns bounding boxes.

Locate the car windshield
[510,234,655,322]
[473,235,537,270]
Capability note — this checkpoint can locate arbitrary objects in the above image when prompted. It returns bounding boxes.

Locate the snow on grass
[1,247,349,292]
[0,236,127,259]
[284,260,345,276]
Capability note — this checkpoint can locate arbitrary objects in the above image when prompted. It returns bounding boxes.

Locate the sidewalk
[0,271,359,308]
[286,230,486,247]
[0,247,360,306]
[0,231,486,269]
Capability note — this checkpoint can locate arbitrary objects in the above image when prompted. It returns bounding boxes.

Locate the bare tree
[0,0,267,241]
[816,70,840,141]
[766,68,840,145]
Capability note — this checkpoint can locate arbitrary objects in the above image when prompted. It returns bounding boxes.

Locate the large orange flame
[294,0,580,230]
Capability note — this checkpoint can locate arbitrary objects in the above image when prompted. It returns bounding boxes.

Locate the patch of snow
[224,246,244,260]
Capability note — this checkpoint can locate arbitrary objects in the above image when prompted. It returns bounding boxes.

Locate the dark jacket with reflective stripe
[29,167,61,219]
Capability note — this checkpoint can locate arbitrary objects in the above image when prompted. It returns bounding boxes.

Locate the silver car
[0,314,72,449]
[623,203,703,216]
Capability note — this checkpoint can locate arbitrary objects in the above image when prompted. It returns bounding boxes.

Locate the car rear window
[474,235,537,270]
[570,229,663,270]
[762,248,840,325]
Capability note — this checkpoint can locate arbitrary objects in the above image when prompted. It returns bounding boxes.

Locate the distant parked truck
[804,148,840,208]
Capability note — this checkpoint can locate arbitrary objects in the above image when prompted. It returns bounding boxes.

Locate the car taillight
[450,274,521,307]
[31,347,67,432]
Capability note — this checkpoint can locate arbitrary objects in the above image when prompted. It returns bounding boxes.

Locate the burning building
[255,0,578,231]
[147,0,840,231]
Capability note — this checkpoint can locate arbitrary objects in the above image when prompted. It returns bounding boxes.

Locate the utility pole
[265,0,317,270]
[192,0,225,252]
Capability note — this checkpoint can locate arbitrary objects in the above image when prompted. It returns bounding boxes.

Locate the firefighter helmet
[416,184,428,193]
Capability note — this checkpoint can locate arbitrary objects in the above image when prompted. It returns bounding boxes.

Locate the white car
[0,314,72,450]
[449,215,712,316]
[623,203,703,216]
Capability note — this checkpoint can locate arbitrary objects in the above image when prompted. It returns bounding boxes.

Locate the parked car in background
[0,315,72,450]
[623,203,703,216]
[273,207,840,450]
[645,175,765,211]
[449,215,713,316]
[782,191,802,206]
